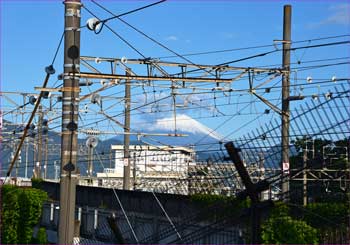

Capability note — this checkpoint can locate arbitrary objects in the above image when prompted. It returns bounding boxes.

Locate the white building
[93,145,196,194]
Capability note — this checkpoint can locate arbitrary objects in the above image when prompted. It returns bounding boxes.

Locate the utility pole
[43,117,49,179]
[44,133,48,179]
[16,149,21,179]
[133,151,137,190]
[87,143,93,180]
[59,0,81,244]
[54,160,59,180]
[123,71,131,190]
[258,152,265,182]
[37,105,43,178]
[33,136,36,177]
[303,143,308,206]
[25,137,29,179]
[10,134,16,178]
[281,5,291,200]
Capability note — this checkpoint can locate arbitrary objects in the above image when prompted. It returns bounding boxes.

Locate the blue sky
[1,0,349,143]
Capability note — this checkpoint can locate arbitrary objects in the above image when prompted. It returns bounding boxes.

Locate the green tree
[18,188,48,244]
[1,185,48,244]
[261,202,319,244]
[262,216,318,244]
[304,202,348,228]
[1,185,20,244]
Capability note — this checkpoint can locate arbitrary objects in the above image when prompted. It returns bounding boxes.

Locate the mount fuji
[112,114,225,156]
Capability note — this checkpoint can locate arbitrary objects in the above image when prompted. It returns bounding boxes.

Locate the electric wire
[81,0,166,29]
[91,0,216,78]
[171,40,350,77]
[156,34,350,59]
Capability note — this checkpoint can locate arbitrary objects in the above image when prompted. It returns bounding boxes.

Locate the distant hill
[1,115,296,179]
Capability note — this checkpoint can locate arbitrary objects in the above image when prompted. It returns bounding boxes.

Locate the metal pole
[38,105,43,178]
[303,143,308,206]
[25,138,29,179]
[133,151,137,190]
[123,70,131,190]
[54,160,59,180]
[59,0,81,244]
[16,150,21,179]
[33,136,37,177]
[88,145,93,179]
[281,4,291,200]
[11,134,16,178]
[44,133,48,179]
[5,71,53,178]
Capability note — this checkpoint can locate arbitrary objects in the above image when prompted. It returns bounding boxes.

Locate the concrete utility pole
[59,0,81,244]
[123,71,131,190]
[281,5,292,200]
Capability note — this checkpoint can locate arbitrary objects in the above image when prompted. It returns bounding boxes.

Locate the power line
[83,6,146,58]
[155,34,350,59]
[189,87,350,151]
[22,79,346,141]
[90,0,216,77]
[221,56,350,73]
[81,0,167,29]
[3,78,346,142]
[292,61,350,71]
[171,40,350,77]
[51,31,65,65]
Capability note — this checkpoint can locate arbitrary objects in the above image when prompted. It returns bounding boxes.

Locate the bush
[261,202,319,244]
[18,188,48,243]
[1,185,48,244]
[304,202,349,228]
[1,185,20,244]
[262,215,319,244]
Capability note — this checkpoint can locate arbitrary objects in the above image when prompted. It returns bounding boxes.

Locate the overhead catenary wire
[81,0,166,29]
[22,78,347,140]
[83,6,146,58]
[90,0,216,78]
[4,129,349,173]
[190,87,350,152]
[4,4,348,178]
[4,111,349,176]
[93,148,140,244]
[170,40,350,77]
[51,31,65,65]
[3,4,350,228]
[3,79,348,135]
[155,34,350,59]
[4,67,55,180]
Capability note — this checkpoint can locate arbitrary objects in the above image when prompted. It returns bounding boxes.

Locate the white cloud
[165,35,178,41]
[307,3,350,28]
[326,4,350,25]
[148,114,223,140]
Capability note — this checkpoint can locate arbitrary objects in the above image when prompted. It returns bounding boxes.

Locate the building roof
[111,144,194,154]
